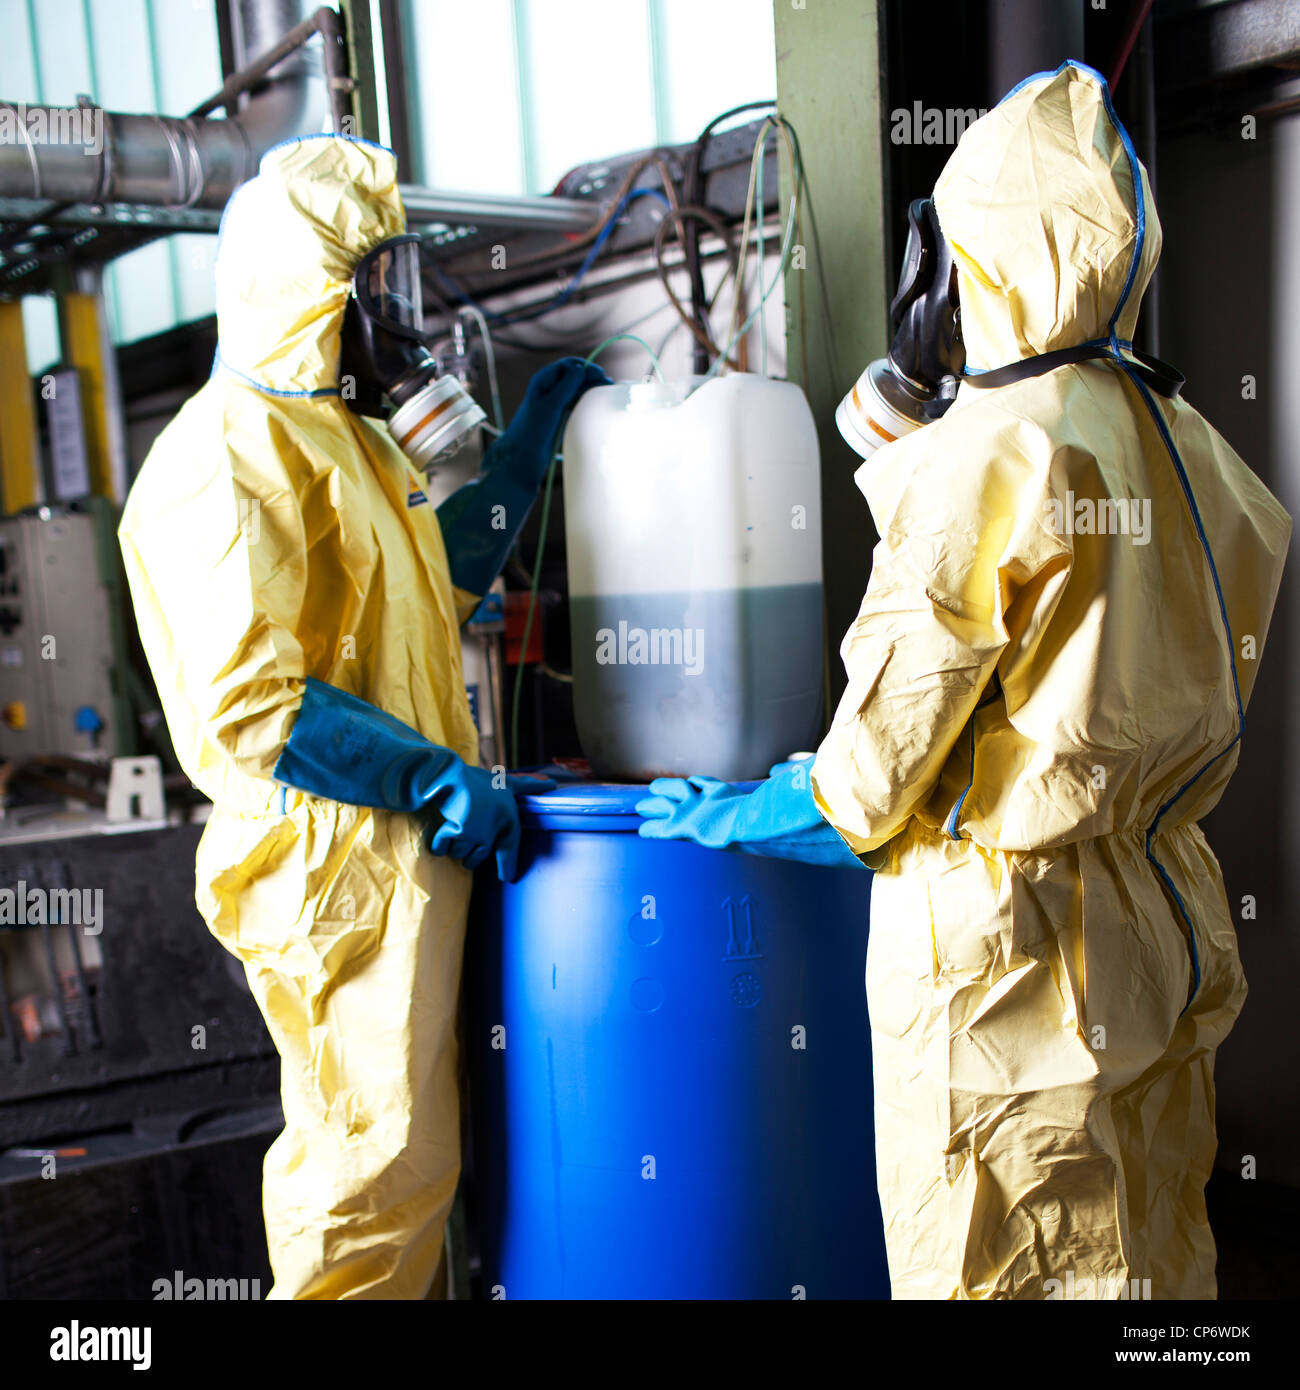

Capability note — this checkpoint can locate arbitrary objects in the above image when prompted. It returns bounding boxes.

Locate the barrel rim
[519,779,761,825]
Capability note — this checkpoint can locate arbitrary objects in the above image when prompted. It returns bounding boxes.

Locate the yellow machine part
[0,301,40,512]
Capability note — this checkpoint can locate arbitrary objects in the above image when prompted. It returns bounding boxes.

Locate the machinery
[0,503,132,763]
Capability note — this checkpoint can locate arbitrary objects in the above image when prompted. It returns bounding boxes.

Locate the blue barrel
[466,784,888,1300]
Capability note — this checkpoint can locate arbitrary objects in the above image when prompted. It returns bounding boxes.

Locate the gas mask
[339,234,485,471]
[836,198,964,459]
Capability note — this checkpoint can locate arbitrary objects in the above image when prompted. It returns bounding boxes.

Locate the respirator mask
[339,233,485,471]
[835,198,965,459]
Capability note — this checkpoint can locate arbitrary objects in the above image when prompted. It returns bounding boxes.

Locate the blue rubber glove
[636,759,865,869]
[437,358,611,598]
[273,677,553,881]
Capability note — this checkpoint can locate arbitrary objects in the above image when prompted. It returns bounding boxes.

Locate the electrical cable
[453,115,803,764]
[508,332,666,766]
[430,186,672,327]
[586,332,666,381]
[506,151,683,274]
[652,205,742,367]
[650,229,752,367]
[497,111,809,763]
[683,100,777,371]
[454,303,504,430]
[757,125,768,377]
[1109,0,1155,93]
[512,188,672,322]
[711,115,801,379]
[655,314,687,362]
[451,263,724,355]
[509,441,560,768]
[443,235,736,355]
[722,116,778,361]
[502,119,800,762]
[777,115,836,389]
[423,111,790,345]
[435,150,684,316]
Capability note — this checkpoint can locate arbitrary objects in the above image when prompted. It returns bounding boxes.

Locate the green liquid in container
[563,376,827,782]
[570,584,823,781]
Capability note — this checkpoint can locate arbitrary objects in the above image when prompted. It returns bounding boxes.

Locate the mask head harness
[837,199,1186,464]
[339,233,485,469]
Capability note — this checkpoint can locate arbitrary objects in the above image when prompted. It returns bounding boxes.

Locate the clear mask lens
[356,236,425,339]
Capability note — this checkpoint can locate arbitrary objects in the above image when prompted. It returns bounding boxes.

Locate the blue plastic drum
[466,783,888,1299]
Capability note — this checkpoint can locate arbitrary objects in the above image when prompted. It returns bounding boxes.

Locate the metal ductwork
[0,106,257,212]
[987,0,1086,104]
[0,1,341,213]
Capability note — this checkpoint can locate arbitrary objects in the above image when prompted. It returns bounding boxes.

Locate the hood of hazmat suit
[119,136,480,1299]
[812,63,1291,1299]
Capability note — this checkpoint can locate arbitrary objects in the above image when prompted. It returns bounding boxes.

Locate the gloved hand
[636,759,865,869]
[487,357,612,491]
[422,761,555,881]
[272,677,554,881]
[436,358,610,598]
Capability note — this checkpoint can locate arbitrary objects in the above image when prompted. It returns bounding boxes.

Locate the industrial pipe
[987,0,1086,104]
[0,1,336,214]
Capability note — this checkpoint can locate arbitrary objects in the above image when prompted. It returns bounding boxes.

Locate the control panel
[0,510,124,761]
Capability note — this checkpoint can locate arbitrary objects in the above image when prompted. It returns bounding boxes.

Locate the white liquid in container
[563,375,824,781]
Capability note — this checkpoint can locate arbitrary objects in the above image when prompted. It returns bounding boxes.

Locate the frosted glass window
[521,0,656,193]
[3,0,222,347]
[0,2,40,103]
[4,0,778,349]
[401,0,524,195]
[84,0,155,111]
[29,0,94,107]
[145,0,222,115]
[401,0,777,194]
[22,295,60,376]
[171,233,217,323]
[101,0,222,343]
[657,0,776,143]
[106,240,176,345]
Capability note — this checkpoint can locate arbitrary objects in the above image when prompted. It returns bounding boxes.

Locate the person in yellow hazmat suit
[638,62,1291,1298]
[119,135,605,1299]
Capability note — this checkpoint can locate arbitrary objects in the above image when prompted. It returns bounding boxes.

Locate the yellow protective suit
[812,64,1291,1300]
[119,137,481,1299]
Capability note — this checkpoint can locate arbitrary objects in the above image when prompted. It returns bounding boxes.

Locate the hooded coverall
[119,136,481,1299]
[812,63,1291,1299]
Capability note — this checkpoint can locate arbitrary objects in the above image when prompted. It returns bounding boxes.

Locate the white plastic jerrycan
[562,374,824,781]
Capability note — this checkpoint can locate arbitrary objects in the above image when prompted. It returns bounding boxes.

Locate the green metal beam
[340,0,387,143]
[775,0,891,708]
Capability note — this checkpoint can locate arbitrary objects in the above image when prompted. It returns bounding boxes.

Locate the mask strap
[962,342,1184,398]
